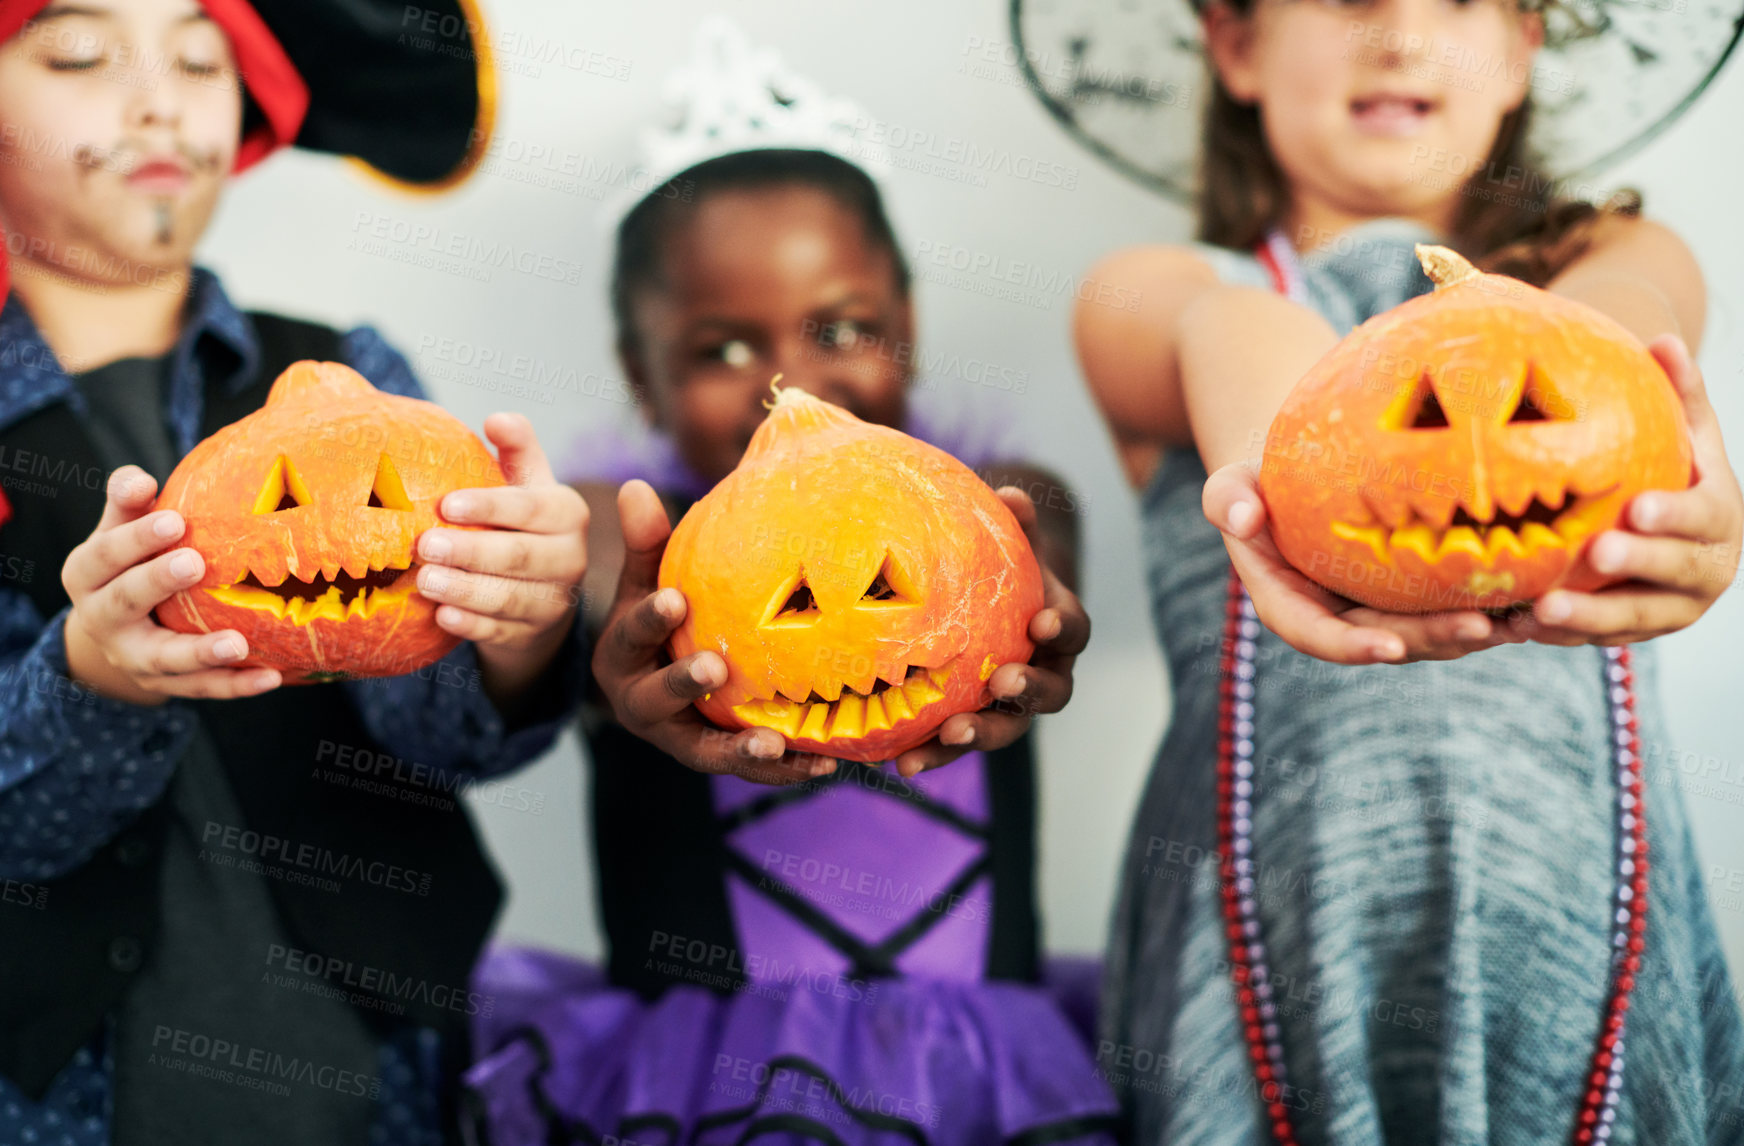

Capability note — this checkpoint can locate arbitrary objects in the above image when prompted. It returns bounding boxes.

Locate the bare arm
[1547,215,1706,351]
[1072,246,1222,488]
[1176,286,1339,475]
[1074,244,1508,663]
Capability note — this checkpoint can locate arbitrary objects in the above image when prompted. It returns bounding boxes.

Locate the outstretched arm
[1074,245,1509,663]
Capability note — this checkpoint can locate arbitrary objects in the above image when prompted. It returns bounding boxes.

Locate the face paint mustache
[72,138,225,179]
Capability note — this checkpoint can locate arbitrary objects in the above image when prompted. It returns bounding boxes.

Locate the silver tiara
[602,16,891,229]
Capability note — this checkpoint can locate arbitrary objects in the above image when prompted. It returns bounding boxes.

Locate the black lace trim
[464,1029,1119,1146]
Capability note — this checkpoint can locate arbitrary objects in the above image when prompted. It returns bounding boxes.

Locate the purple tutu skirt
[463,948,1120,1146]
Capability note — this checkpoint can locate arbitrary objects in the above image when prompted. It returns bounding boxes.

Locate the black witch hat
[1009,0,1743,202]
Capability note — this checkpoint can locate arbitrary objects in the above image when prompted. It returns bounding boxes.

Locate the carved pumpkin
[658,386,1043,762]
[1258,244,1692,613]
[154,361,504,682]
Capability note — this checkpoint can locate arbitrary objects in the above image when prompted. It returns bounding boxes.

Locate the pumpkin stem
[765,375,818,410]
[1415,244,1482,290]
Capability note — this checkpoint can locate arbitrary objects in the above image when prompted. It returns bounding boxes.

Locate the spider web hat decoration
[602,15,892,229]
[1009,0,1744,201]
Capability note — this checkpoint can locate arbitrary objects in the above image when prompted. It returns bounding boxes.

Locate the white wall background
[199,0,1744,971]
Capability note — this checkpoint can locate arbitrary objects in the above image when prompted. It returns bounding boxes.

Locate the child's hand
[62,466,282,703]
[591,479,836,786]
[892,488,1091,779]
[1204,466,1504,664]
[1506,335,1742,645]
[415,413,588,691]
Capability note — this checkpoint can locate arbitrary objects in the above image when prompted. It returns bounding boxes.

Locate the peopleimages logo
[199,821,432,896]
[149,1025,383,1100]
[264,943,495,1018]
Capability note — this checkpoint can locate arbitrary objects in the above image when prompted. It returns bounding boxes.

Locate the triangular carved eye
[252,455,313,514]
[859,553,917,606]
[1410,388,1450,429]
[779,582,817,616]
[368,454,413,510]
[1382,371,1449,431]
[1508,365,1570,424]
[764,569,822,627]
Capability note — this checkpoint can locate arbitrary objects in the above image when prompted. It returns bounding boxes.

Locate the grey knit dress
[1099,221,1744,1146]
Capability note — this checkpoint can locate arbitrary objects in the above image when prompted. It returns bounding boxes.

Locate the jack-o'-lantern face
[659,386,1043,762]
[1260,246,1692,613]
[154,361,504,681]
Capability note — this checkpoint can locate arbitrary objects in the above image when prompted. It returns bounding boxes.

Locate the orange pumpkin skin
[658,387,1044,762]
[153,361,504,682]
[1258,245,1693,613]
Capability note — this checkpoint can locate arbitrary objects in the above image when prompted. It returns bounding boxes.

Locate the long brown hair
[1194,5,1636,287]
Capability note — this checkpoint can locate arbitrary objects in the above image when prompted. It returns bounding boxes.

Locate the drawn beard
[71,137,226,247]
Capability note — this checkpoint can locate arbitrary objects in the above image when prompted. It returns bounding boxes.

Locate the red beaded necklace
[1219,234,1648,1145]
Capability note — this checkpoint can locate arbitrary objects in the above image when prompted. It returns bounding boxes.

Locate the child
[463,23,1116,1146]
[1072,0,1744,1140]
[0,1,589,1143]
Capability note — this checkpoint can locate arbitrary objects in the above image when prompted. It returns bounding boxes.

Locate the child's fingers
[121,628,255,678]
[1527,586,1701,640]
[652,723,821,786]
[65,510,186,599]
[481,411,557,487]
[418,526,585,583]
[1225,540,1403,663]
[994,486,1038,532]
[611,650,726,730]
[893,705,1037,777]
[1650,334,1742,511]
[611,480,673,606]
[996,487,1090,661]
[988,661,1071,717]
[1031,588,1091,660]
[142,664,283,699]
[1627,484,1738,542]
[1027,607,1088,666]
[418,566,571,625]
[600,587,687,673]
[1344,607,1503,661]
[79,546,204,633]
[92,466,159,533]
[706,731,828,786]
[1650,334,1720,448]
[1268,606,1403,665]
[1587,530,1736,595]
[1203,463,1268,540]
[894,731,979,779]
[433,604,535,646]
[440,482,586,536]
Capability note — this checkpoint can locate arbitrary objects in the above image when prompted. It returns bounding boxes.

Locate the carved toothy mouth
[729,662,953,743]
[1332,484,1621,565]
[204,558,418,625]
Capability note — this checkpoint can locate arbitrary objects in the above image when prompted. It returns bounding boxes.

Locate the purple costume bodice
[713,760,996,984]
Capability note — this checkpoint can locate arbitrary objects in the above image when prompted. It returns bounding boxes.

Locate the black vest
[0,315,503,1110]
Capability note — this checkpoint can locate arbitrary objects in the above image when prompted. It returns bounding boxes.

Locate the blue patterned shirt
[0,271,587,1145]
